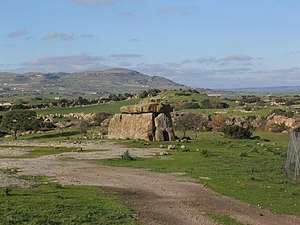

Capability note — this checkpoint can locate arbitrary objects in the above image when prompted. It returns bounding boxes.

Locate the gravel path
[0,140,300,225]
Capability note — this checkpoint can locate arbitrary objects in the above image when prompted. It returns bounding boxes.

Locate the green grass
[101,131,300,217]
[206,211,244,225]
[0,146,82,158]
[17,130,82,141]
[37,98,140,115]
[0,178,137,225]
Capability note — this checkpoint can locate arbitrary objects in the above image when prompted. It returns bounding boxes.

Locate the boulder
[154,113,176,141]
[108,103,175,141]
[108,113,156,141]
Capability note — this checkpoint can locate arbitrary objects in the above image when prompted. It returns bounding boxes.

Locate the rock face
[108,103,175,141]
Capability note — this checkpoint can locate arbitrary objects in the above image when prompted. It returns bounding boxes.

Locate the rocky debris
[168,145,176,150]
[159,151,171,156]
[267,114,300,129]
[108,103,175,141]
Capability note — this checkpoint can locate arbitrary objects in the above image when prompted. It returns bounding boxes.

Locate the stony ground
[1,140,300,225]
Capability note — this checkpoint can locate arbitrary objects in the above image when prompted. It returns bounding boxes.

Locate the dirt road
[1,140,299,225]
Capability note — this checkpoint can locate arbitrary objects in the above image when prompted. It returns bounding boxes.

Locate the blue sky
[0,0,299,89]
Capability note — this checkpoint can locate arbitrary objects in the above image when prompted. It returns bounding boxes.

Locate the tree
[78,120,89,136]
[0,110,40,139]
[173,113,206,139]
[108,94,120,101]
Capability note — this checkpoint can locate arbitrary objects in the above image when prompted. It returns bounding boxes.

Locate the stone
[108,113,155,141]
[168,145,176,150]
[154,113,176,141]
[108,103,176,141]
[120,103,172,114]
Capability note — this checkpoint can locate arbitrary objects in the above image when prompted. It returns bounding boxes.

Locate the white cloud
[110,53,142,58]
[42,32,75,41]
[20,54,107,72]
[8,29,28,38]
[218,55,253,62]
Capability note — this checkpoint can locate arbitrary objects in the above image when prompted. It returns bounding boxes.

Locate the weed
[121,150,134,161]
[3,186,14,196]
[240,152,248,157]
[55,183,64,189]
[201,149,210,157]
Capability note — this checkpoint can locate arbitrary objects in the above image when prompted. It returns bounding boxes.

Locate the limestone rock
[120,103,172,114]
[154,113,176,141]
[108,113,155,141]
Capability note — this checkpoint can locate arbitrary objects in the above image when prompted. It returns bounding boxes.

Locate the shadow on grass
[27,131,81,140]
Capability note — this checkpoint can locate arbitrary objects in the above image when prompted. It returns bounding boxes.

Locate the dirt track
[1,140,300,225]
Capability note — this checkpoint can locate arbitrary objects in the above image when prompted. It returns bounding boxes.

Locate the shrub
[222,125,252,139]
[240,152,248,157]
[3,186,14,196]
[201,149,209,157]
[121,150,134,161]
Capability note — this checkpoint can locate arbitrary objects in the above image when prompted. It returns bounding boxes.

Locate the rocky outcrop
[108,103,175,141]
[267,114,300,129]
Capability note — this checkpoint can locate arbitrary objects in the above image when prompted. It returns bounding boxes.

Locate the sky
[0,0,300,89]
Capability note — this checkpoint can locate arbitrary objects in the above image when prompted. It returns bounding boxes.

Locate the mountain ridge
[0,68,187,96]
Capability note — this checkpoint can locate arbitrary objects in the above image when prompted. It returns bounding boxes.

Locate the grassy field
[17,130,83,141]
[102,131,300,217]
[0,177,137,225]
[37,98,140,115]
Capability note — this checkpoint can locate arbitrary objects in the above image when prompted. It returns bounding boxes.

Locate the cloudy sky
[1,0,299,89]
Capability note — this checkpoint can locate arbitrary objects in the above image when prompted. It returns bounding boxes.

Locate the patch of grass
[2,186,14,196]
[0,168,19,174]
[206,211,244,225]
[0,146,79,158]
[0,179,137,224]
[121,150,134,161]
[19,130,82,141]
[101,131,300,217]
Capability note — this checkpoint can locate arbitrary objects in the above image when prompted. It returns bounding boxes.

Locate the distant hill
[224,86,300,94]
[0,68,187,96]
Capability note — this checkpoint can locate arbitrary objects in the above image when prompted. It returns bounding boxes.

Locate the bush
[121,150,134,161]
[3,186,14,196]
[138,91,148,98]
[222,125,252,139]
[172,102,200,110]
